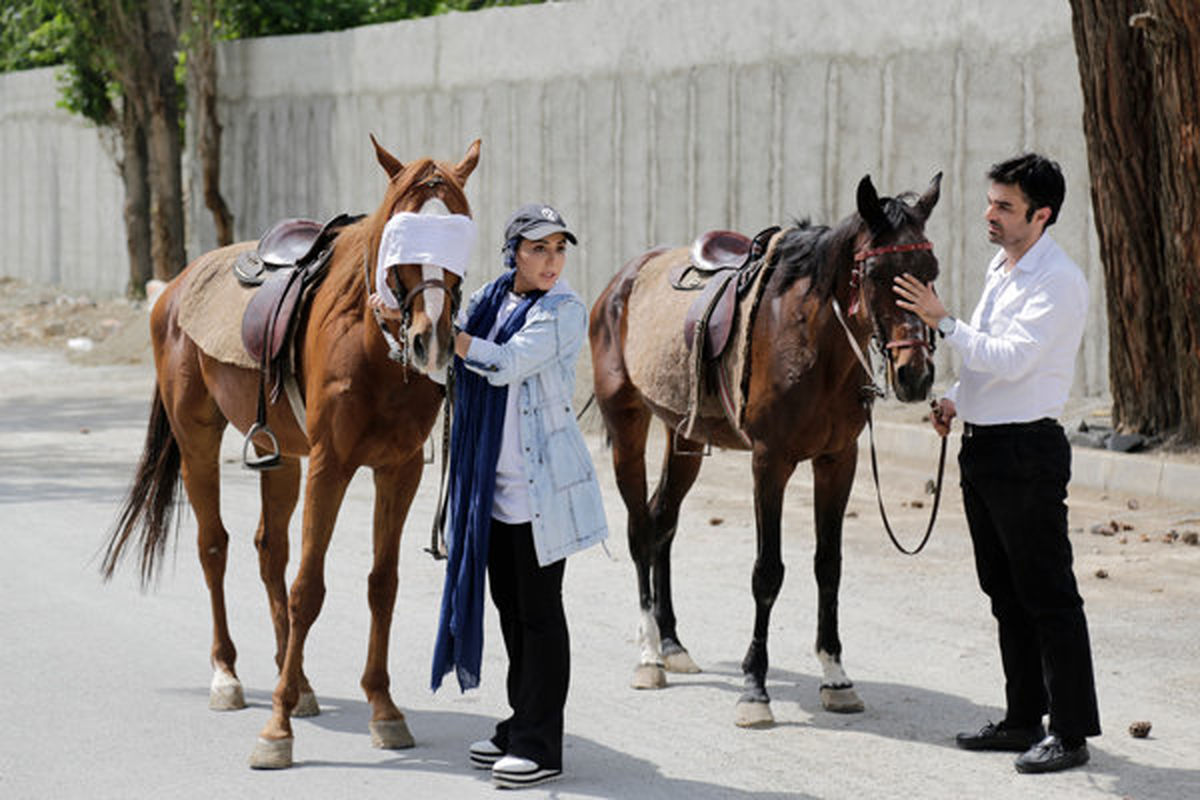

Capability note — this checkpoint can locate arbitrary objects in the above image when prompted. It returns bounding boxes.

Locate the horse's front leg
[736,449,795,728]
[253,453,320,717]
[812,444,864,713]
[359,458,425,750]
[249,453,353,769]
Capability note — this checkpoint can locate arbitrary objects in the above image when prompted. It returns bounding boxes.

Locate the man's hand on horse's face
[893,273,948,329]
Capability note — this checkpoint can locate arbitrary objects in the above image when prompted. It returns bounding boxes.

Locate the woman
[430,203,608,790]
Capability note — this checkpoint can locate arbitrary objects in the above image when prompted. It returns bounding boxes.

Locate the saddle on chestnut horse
[235,213,362,469]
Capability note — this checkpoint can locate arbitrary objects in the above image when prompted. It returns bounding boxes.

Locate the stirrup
[243,421,282,471]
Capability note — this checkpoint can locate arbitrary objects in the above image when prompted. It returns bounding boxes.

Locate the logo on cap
[540,207,556,221]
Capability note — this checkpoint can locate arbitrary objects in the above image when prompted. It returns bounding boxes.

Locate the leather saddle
[673,226,780,362]
[236,212,362,470]
[239,213,361,368]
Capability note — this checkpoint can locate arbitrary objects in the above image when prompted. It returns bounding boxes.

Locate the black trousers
[958,421,1101,740]
[487,518,569,769]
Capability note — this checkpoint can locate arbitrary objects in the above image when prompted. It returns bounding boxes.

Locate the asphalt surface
[2,348,1198,800]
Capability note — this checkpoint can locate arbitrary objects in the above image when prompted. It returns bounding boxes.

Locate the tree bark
[119,99,153,297]
[145,0,186,280]
[185,0,234,246]
[1069,0,1194,442]
[1143,0,1200,442]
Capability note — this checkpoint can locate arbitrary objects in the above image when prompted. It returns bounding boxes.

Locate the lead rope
[426,361,453,560]
[831,296,946,555]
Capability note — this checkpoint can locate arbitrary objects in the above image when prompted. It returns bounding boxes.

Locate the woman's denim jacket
[459,278,609,565]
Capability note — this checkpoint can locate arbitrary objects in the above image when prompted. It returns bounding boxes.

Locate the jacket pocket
[545,427,592,490]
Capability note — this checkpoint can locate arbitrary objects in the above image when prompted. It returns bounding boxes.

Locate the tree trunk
[145,0,186,280]
[1068,1,1184,440]
[1143,0,1200,442]
[186,0,234,246]
[119,99,153,297]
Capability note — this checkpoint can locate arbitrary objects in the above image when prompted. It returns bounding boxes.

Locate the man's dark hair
[987,153,1066,227]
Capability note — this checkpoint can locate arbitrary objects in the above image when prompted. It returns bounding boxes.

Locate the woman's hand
[367,292,404,321]
[455,330,472,358]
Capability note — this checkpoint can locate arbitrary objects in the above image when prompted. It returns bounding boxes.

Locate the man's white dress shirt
[944,233,1088,425]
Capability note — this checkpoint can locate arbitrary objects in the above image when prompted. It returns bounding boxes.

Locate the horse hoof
[209,682,246,711]
[370,718,415,749]
[662,649,701,674]
[631,663,667,690]
[735,700,775,728]
[291,690,320,718]
[248,736,293,769]
[820,685,865,713]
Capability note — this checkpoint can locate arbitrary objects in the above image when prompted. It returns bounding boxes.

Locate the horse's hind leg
[254,454,319,717]
[812,445,864,713]
[359,457,424,750]
[649,425,705,675]
[170,398,243,711]
[597,394,665,689]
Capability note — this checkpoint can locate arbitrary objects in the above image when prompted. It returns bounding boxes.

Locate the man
[893,153,1100,774]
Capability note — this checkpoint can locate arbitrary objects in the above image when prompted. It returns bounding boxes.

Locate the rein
[835,239,946,556]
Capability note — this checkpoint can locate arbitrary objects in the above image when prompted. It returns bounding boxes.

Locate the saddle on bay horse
[235,212,363,470]
[671,226,780,363]
[667,225,781,448]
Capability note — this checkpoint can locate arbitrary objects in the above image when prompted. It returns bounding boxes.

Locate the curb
[862,421,1200,507]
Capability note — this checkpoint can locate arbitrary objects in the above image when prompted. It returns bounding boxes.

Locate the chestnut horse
[102,137,480,768]
[589,174,941,727]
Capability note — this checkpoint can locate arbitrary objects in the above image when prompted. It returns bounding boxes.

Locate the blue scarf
[431,270,543,691]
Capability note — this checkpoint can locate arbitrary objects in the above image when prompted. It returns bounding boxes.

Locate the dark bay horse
[589,174,942,727]
[102,137,480,768]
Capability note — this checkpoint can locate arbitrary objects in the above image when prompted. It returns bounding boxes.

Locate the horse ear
[454,139,481,184]
[856,175,889,234]
[916,172,943,221]
[370,133,404,179]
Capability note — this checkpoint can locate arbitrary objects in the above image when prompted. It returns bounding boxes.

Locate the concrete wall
[0,68,128,295]
[0,0,1108,396]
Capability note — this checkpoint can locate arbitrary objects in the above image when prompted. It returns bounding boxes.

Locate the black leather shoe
[1014,735,1090,774]
[956,720,1046,752]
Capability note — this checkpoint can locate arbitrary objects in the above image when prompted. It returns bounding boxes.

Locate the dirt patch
[0,276,152,366]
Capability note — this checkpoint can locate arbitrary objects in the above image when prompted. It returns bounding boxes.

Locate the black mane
[771,192,926,298]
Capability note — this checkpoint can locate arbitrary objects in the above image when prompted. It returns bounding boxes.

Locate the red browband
[854,241,934,262]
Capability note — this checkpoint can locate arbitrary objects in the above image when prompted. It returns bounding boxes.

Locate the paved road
[2,349,1198,799]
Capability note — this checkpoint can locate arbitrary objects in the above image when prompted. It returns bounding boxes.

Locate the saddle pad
[177,242,262,369]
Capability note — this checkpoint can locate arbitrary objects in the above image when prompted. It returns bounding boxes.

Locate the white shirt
[485,292,532,524]
[944,233,1088,425]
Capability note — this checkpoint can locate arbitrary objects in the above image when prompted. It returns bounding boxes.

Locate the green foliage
[0,1,73,72]
[221,0,546,39]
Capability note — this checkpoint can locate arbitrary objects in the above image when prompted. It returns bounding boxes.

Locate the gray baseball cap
[503,203,578,244]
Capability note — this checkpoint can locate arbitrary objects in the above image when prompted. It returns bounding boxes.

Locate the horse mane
[772,191,926,300]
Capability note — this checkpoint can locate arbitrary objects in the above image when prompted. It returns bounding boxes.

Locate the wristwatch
[937,315,956,337]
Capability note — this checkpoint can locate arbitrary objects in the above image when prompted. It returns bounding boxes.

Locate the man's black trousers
[958,420,1101,741]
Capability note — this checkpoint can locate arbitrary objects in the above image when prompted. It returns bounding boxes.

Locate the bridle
[850,240,937,353]
[362,171,467,370]
[833,236,946,557]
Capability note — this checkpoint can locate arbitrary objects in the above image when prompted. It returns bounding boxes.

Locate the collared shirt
[943,233,1088,425]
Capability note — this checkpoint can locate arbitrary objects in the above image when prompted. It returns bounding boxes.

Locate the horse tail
[101,385,182,586]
